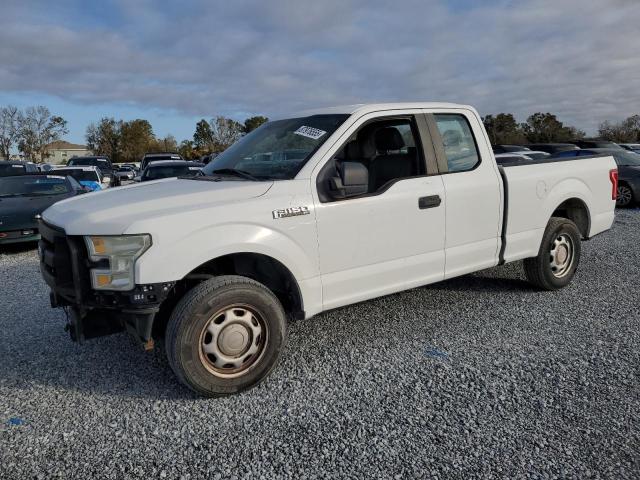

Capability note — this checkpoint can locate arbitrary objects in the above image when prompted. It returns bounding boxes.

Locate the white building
[44,140,92,164]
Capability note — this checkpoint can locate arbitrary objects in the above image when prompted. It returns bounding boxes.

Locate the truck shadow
[0,241,38,255]
[0,267,535,400]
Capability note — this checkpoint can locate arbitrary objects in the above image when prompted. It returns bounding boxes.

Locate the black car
[569,139,623,150]
[140,152,184,171]
[553,148,640,207]
[526,143,579,154]
[0,174,87,244]
[67,156,119,186]
[492,145,530,154]
[138,160,204,182]
[0,161,39,176]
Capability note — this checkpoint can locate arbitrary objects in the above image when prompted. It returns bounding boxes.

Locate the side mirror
[329,161,368,199]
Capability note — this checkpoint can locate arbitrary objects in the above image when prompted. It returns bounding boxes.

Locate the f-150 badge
[272,206,310,219]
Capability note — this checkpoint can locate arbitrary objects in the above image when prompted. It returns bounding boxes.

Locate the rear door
[424,109,503,279]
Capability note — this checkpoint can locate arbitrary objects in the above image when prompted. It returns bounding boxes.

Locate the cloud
[1,0,639,132]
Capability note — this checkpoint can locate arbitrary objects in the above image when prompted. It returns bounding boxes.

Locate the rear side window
[434,114,480,173]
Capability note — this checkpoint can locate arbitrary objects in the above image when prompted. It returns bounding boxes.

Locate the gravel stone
[1,210,639,479]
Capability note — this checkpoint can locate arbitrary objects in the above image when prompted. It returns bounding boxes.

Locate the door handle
[418,195,441,209]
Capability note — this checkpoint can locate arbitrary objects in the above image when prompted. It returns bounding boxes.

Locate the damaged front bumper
[39,220,174,344]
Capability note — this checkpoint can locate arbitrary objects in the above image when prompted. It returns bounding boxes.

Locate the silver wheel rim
[617,186,632,206]
[198,304,267,378]
[549,233,574,278]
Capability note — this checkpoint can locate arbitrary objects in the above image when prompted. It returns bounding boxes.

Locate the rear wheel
[616,184,634,207]
[523,217,581,290]
[165,275,287,396]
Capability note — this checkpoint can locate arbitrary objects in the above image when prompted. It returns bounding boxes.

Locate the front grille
[39,221,89,303]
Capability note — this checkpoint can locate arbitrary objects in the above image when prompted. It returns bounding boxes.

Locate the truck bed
[500,155,617,263]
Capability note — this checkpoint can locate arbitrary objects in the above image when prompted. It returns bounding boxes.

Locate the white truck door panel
[426,110,503,279]
[315,176,445,310]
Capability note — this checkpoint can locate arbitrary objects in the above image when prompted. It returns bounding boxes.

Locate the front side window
[434,114,480,173]
[201,114,349,180]
[317,116,426,202]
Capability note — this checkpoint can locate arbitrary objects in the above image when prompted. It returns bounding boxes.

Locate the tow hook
[142,338,155,351]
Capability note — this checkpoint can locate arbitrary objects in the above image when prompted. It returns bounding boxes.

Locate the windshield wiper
[209,168,261,181]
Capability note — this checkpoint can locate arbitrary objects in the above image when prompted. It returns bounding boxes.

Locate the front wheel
[165,275,287,397]
[523,217,582,290]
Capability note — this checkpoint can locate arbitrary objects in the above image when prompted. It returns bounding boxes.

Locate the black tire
[616,183,634,208]
[165,275,286,397]
[523,217,582,291]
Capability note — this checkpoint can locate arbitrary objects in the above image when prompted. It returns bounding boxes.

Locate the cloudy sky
[2,0,639,144]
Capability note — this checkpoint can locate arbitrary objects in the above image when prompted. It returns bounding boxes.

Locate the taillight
[609,169,618,200]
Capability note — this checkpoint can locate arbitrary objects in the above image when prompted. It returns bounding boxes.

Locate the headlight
[84,235,151,291]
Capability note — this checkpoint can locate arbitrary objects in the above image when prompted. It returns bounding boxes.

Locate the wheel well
[154,253,303,335]
[551,198,590,239]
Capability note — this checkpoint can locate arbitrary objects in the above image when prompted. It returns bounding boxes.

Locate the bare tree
[599,115,640,142]
[18,106,68,162]
[0,105,21,160]
[211,116,244,151]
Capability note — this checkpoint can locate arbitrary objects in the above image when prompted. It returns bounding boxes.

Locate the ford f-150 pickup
[38,103,618,396]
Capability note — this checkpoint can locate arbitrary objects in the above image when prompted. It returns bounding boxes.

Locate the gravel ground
[1,210,639,479]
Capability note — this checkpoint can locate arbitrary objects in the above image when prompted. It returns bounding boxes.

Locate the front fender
[135,222,318,285]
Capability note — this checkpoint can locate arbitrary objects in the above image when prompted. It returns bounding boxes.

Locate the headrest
[375,127,405,151]
[344,140,361,160]
[442,129,462,147]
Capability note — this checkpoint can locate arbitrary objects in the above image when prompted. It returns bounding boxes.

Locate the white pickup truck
[39,103,618,396]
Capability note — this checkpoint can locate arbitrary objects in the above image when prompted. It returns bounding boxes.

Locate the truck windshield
[200,114,349,180]
[0,176,69,197]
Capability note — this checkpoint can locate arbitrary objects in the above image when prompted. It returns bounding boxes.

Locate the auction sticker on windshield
[294,126,327,140]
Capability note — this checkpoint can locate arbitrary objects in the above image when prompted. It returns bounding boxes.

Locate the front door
[312,113,446,310]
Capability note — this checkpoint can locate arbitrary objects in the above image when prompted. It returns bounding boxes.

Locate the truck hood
[42,178,273,234]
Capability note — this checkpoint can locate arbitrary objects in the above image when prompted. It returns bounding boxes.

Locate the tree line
[0,105,68,161]
[86,115,268,163]
[483,112,640,145]
[3,103,640,162]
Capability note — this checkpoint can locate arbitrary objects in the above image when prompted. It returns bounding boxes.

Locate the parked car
[526,143,579,154]
[553,148,640,207]
[199,153,219,164]
[619,143,640,153]
[121,163,139,172]
[39,102,617,397]
[140,152,184,171]
[38,163,55,172]
[569,139,623,150]
[492,145,530,154]
[0,161,39,176]
[67,156,119,187]
[114,165,136,181]
[0,174,87,244]
[508,150,550,161]
[137,160,204,182]
[494,153,531,165]
[52,166,108,192]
